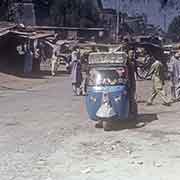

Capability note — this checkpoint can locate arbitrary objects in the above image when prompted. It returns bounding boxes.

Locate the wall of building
[102,0,180,31]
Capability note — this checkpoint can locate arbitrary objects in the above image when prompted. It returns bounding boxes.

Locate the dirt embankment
[0,72,49,90]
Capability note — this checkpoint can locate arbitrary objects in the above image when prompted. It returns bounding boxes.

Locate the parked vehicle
[85,52,138,130]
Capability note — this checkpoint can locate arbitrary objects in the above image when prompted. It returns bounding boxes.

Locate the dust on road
[0,74,180,180]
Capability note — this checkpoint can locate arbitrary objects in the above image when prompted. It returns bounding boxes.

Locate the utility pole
[116,0,120,43]
[7,0,10,21]
[163,12,167,32]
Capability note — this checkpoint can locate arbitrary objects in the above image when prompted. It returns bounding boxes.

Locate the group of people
[48,39,180,107]
[19,40,41,75]
[123,44,180,107]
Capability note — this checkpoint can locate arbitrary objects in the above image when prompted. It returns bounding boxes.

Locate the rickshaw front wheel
[102,120,113,131]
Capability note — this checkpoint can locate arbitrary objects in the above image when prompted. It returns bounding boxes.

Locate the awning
[0,22,16,37]
[11,30,54,40]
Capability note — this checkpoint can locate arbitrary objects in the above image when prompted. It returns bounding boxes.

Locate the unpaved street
[0,73,180,180]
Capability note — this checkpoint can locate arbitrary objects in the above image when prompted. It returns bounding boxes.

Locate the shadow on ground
[0,69,70,79]
[40,70,70,77]
[108,113,158,131]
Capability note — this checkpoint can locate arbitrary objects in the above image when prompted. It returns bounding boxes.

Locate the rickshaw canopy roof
[89,52,127,65]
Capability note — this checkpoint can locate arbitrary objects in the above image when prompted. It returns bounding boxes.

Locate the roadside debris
[153,161,163,167]
[81,167,92,174]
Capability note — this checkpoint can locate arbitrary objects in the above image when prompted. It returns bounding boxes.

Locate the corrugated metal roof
[0,22,16,30]
[0,22,16,36]
[11,30,54,40]
[32,26,105,31]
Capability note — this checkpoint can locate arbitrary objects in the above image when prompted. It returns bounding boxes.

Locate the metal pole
[164,12,167,32]
[7,0,10,20]
[116,0,120,43]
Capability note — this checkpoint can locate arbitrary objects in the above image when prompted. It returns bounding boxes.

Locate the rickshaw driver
[127,49,137,117]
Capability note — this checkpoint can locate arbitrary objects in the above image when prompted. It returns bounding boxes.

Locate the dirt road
[0,73,180,180]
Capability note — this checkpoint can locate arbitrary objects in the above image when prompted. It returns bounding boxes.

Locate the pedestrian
[80,46,97,96]
[44,40,60,76]
[24,41,33,74]
[127,49,137,116]
[51,47,59,76]
[169,52,180,102]
[32,47,41,73]
[147,59,171,106]
[70,47,83,95]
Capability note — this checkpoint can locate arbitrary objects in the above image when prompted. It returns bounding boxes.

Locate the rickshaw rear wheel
[129,101,138,121]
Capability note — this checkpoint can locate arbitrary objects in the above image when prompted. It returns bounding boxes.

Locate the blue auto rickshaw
[85,52,138,131]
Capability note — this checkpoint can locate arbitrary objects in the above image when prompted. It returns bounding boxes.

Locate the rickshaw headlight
[90,96,97,103]
[122,90,128,96]
[114,91,127,102]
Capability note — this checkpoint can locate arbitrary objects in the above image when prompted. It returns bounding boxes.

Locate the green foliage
[0,0,100,27]
[50,0,79,26]
[0,0,9,21]
[0,0,24,22]
[168,15,180,37]
[50,0,100,27]
[80,0,100,27]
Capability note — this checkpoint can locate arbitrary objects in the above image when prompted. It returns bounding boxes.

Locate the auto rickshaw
[85,52,138,131]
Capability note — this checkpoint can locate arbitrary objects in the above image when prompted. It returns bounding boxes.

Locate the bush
[168,16,180,41]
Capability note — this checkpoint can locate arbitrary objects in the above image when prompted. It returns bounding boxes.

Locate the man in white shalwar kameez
[169,53,180,102]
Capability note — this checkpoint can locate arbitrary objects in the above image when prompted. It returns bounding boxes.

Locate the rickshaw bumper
[86,86,131,121]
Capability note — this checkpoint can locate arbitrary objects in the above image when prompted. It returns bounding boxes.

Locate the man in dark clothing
[24,41,33,74]
[127,50,137,117]
[32,48,41,73]
[71,47,83,95]
[81,46,98,95]
[169,52,180,102]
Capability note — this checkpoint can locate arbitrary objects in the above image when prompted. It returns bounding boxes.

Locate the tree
[50,0,100,27]
[168,16,180,41]
[33,0,53,25]
[0,0,24,22]
[0,0,10,21]
[79,0,100,27]
[49,0,78,26]
[0,0,101,27]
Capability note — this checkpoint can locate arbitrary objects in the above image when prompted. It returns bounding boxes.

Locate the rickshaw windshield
[88,67,127,86]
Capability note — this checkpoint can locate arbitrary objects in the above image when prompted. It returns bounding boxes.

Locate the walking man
[24,41,33,74]
[147,59,171,106]
[51,47,59,76]
[45,40,60,76]
[71,47,82,95]
[169,52,180,102]
[80,46,98,95]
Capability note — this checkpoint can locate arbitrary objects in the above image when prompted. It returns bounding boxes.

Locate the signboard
[89,52,127,65]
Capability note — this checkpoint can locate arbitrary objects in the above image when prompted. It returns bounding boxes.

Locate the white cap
[175,53,179,57]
